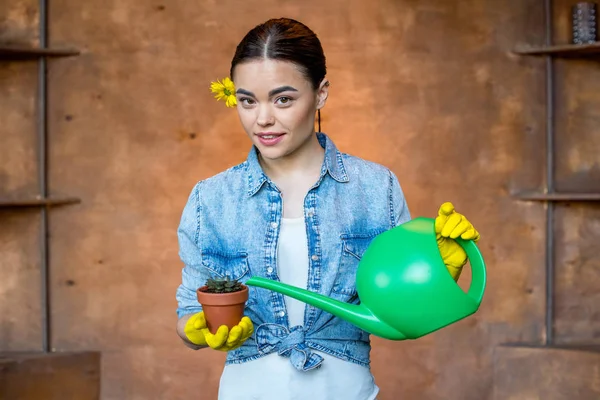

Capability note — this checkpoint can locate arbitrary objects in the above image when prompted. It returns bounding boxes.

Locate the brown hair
[230,18,326,89]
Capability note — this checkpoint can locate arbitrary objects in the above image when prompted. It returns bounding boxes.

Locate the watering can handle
[455,237,487,304]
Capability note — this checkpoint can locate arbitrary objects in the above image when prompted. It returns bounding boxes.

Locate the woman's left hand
[435,202,480,279]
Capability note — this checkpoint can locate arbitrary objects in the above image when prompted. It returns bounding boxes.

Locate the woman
[175,17,480,400]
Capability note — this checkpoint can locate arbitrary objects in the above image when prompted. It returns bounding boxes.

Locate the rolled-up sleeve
[175,182,208,319]
[388,169,411,227]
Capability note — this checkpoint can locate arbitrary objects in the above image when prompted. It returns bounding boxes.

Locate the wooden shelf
[493,344,600,399]
[497,343,600,352]
[513,191,600,201]
[0,197,81,208]
[513,41,600,57]
[0,45,80,60]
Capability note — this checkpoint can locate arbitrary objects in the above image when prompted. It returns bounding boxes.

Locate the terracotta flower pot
[196,284,249,334]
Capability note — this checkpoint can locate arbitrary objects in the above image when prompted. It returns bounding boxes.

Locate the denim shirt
[176,133,411,372]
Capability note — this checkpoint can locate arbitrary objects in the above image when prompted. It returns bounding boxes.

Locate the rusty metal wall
[0,0,43,351]
[551,0,600,346]
[1,0,597,399]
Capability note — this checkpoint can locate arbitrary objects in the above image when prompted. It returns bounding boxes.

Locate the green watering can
[246,217,486,340]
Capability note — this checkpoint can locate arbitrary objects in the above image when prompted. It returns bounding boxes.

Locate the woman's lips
[256,132,285,146]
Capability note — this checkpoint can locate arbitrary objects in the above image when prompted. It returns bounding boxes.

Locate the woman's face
[233,59,328,162]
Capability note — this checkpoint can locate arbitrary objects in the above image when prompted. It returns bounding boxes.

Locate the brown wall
[551,0,600,345]
[0,0,43,351]
[1,0,598,399]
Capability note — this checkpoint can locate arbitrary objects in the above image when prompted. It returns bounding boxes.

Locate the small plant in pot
[196,277,249,334]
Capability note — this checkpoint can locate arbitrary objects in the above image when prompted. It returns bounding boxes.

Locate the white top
[218,217,379,400]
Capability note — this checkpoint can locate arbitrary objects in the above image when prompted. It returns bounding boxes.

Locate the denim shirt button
[278,311,285,317]
[267,267,274,274]
[271,222,278,229]
[311,254,319,261]
[307,210,315,217]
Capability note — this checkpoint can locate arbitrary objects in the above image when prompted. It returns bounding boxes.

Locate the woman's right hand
[184,312,254,351]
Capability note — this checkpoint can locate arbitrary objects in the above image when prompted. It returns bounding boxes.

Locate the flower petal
[225,95,237,107]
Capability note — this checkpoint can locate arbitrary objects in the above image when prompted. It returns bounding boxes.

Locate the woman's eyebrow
[268,86,298,97]
[236,88,255,97]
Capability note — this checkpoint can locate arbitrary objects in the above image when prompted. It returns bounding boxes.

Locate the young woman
[175,18,480,400]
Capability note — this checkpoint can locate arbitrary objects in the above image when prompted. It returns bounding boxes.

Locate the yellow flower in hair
[210,77,237,107]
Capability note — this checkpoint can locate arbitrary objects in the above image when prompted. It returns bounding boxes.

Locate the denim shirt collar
[245,132,349,197]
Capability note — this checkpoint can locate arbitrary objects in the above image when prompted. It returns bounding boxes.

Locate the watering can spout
[245,276,406,340]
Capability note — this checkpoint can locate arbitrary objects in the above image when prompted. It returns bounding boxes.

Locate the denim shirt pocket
[333,231,383,301]
[201,250,257,306]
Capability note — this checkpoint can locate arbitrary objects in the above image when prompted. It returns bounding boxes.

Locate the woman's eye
[240,98,255,105]
[276,97,292,105]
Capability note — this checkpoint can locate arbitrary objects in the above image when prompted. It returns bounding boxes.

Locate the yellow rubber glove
[435,202,481,281]
[184,311,253,351]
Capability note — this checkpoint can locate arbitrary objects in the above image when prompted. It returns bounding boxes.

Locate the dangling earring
[318,109,321,132]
